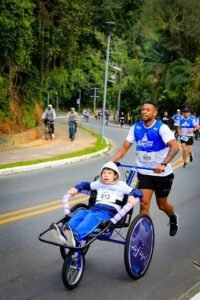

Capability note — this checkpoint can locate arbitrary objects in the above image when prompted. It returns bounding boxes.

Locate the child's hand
[67,187,78,195]
[128,196,139,207]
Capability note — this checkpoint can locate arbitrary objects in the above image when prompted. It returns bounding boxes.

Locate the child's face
[101,168,118,184]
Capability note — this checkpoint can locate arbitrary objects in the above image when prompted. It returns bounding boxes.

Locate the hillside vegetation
[0,0,200,134]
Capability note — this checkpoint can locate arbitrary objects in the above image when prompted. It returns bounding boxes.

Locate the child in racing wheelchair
[50,162,143,247]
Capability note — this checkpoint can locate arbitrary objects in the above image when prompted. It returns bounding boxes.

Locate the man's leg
[51,123,54,134]
[181,142,187,167]
[140,189,154,215]
[174,126,178,140]
[156,196,178,236]
[186,137,193,162]
[186,144,193,162]
[156,196,174,216]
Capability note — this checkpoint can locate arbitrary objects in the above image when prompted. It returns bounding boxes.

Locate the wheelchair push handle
[115,162,155,171]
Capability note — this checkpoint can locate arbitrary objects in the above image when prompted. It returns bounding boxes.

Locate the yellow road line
[0,204,62,224]
[0,196,88,225]
[0,160,183,225]
[0,194,85,219]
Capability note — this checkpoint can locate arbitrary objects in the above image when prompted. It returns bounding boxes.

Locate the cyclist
[66,107,79,139]
[177,108,199,168]
[41,104,56,138]
[50,162,143,247]
[172,109,182,140]
[111,101,180,236]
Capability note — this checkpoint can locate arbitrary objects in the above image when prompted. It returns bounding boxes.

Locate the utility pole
[90,87,99,113]
[101,21,115,144]
[117,54,124,122]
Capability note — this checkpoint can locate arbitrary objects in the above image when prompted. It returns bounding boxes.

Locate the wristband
[111,203,133,224]
[62,194,71,215]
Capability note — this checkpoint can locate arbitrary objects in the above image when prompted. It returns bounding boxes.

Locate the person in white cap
[41,104,56,137]
[50,162,143,247]
[66,107,79,137]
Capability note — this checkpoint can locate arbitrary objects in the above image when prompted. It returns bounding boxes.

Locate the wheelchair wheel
[124,214,154,280]
[62,250,85,289]
[60,203,89,260]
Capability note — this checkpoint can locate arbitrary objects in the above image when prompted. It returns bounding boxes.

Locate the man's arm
[164,139,179,164]
[53,109,56,120]
[154,139,179,173]
[111,140,132,162]
[189,124,199,133]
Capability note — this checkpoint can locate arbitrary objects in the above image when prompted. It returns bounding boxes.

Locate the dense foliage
[0,0,200,133]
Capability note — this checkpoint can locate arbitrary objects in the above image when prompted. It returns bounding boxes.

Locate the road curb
[0,145,109,176]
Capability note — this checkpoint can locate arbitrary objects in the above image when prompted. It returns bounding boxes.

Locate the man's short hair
[143,101,158,111]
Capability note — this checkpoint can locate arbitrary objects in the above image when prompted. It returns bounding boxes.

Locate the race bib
[180,135,189,142]
[137,151,156,162]
[97,189,117,203]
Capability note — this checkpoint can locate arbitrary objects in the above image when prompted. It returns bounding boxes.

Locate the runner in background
[172,109,182,140]
[177,108,199,168]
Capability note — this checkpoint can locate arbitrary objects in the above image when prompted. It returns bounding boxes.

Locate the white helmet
[100,162,120,178]
[48,104,52,109]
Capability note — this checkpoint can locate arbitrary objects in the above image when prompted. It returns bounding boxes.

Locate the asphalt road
[0,120,200,300]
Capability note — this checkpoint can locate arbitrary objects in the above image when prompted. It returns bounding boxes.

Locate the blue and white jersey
[126,120,175,176]
[90,181,132,212]
[191,115,199,126]
[178,116,197,137]
[172,113,182,126]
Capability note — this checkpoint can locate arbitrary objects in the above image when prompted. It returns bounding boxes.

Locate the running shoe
[50,223,67,245]
[63,224,76,247]
[169,213,179,236]
[189,154,193,162]
[183,162,187,168]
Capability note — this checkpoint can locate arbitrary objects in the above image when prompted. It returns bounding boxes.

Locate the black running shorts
[137,173,174,198]
[180,136,193,145]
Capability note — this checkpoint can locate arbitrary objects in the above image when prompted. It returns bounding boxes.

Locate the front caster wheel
[62,250,85,289]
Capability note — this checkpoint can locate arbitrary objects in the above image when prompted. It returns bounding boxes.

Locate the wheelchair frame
[38,163,155,289]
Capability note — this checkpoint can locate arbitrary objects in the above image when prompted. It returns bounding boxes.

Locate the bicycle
[69,120,76,141]
[45,120,54,140]
[38,163,155,289]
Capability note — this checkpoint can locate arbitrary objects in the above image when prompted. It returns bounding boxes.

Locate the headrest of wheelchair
[100,162,120,178]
